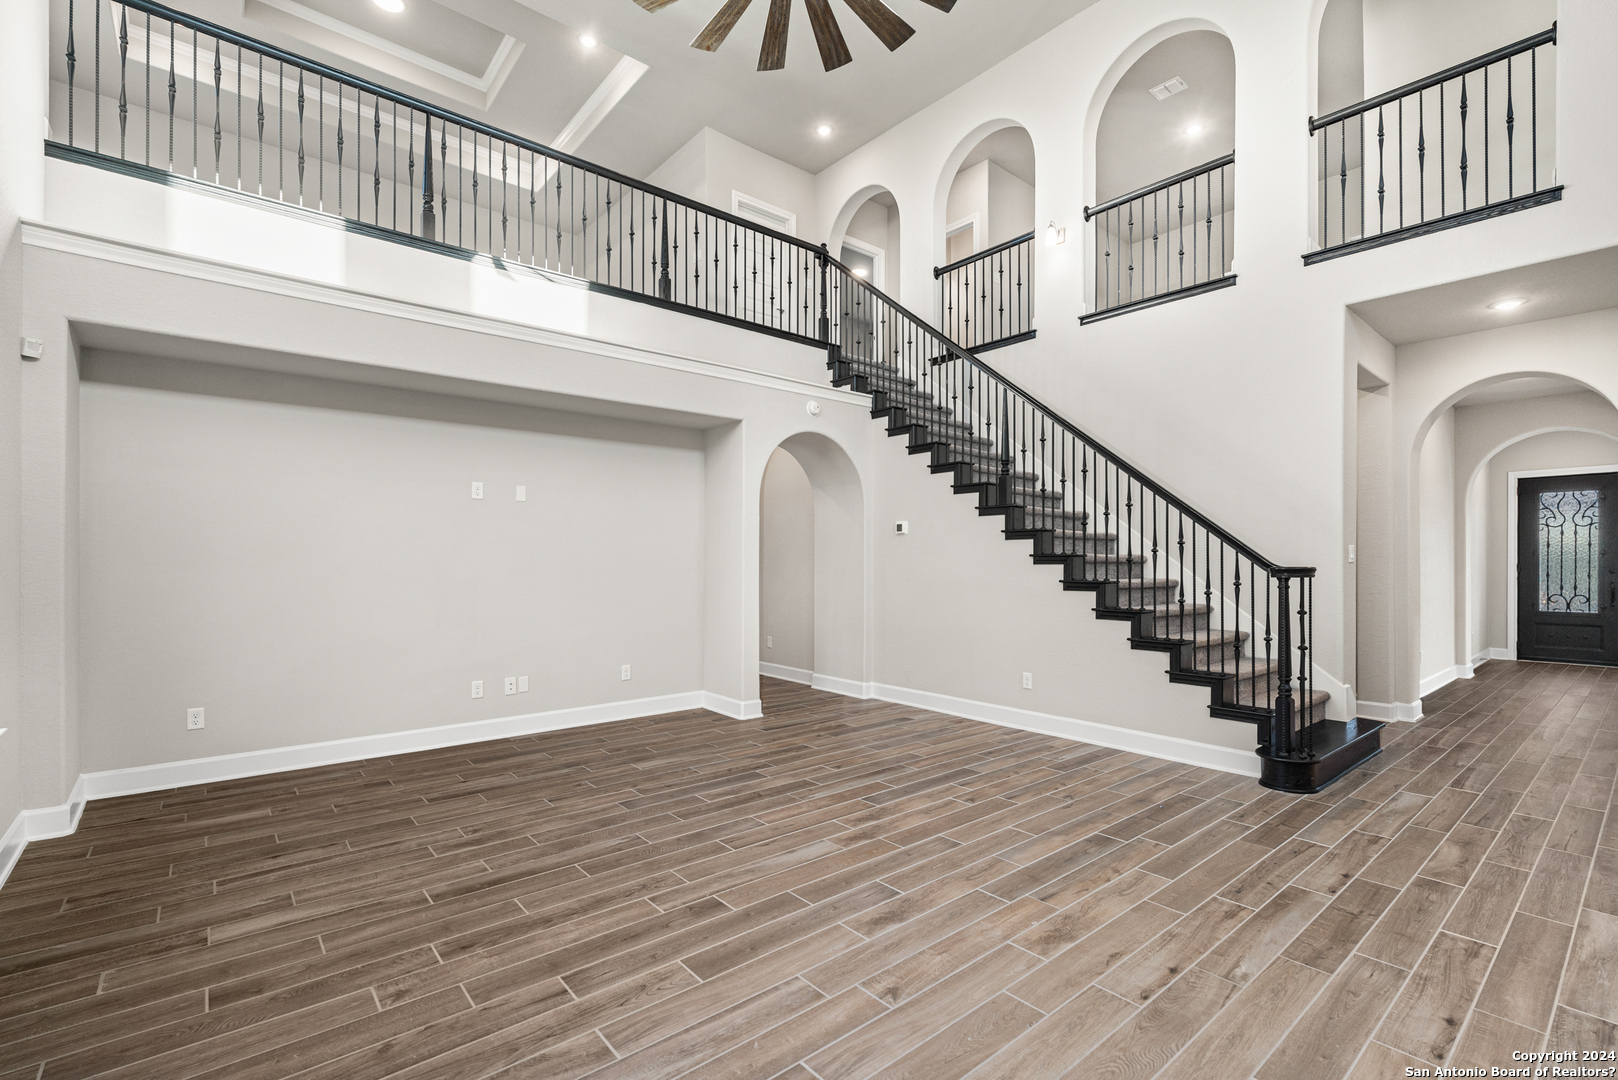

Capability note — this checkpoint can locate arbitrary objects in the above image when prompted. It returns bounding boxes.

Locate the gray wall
[78,352,707,771]
[759,446,814,673]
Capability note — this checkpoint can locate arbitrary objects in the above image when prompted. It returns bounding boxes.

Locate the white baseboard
[1420,664,1474,698]
[759,662,813,685]
[865,682,1260,778]
[1357,699,1424,723]
[0,775,87,889]
[1471,648,1510,666]
[810,673,875,699]
[0,690,752,890]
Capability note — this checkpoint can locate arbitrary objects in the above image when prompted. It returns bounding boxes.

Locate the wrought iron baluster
[1460,74,1469,209]
[67,0,76,147]
[117,7,128,157]
[94,0,100,152]
[212,39,220,184]
[1376,108,1385,233]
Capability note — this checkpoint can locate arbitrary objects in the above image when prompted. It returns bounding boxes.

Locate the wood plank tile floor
[2,662,1615,1079]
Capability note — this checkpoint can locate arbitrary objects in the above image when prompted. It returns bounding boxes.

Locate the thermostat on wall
[895,521,909,535]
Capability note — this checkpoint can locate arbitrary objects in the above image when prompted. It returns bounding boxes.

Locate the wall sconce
[1045,221,1066,246]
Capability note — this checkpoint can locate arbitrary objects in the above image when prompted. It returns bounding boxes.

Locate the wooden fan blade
[840,0,913,50]
[691,0,753,51]
[805,0,852,70]
[633,0,681,11]
[916,0,956,10]
[758,0,790,70]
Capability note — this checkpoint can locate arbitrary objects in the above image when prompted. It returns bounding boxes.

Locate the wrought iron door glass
[1539,489,1599,613]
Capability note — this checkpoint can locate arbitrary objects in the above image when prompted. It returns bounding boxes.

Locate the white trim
[1471,647,1511,666]
[701,693,764,721]
[945,215,980,240]
[1507,463,1618,662]
[244,0,520,93]
[0,776,87,890]
[759,662,813,684]
[551,56,651,156]
[811,673,876,699]
[1357,699,1424,723]
[838,235,886,293]
[1420,663,1474,698]
[731,192,798,238]
[21,222,870,410]
[848,682,1258,777]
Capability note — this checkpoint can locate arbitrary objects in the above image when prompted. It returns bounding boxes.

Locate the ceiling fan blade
[632,0,681,11]
[758,0,790,70]
[691,0,753,51]
[915,0,956,10]
[805,0,852,70]
[839,0,913,50]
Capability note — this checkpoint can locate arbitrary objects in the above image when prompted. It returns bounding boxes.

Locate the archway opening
[838,189,901,299]
[937,126,1035,348]
[1090,31,1234,315]
[1414,376,1618,693]
[758,433,866,693]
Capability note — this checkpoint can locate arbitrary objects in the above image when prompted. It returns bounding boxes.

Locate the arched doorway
[1088,30,1234,317]
[935,126,1036,348]
[758,432,868,694]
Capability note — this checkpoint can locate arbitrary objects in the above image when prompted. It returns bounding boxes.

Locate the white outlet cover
[504,677,517,695]
[518,675,529,692]
[186,707,205,729]
[621,665,632,681]
[1022,672,1033,689]
[471,482,484,499]
[515,485,527,502]
[766,636,773,649]
[471,680,484,698]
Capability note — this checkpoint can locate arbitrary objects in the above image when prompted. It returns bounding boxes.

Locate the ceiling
[1094,30,1235,203]
[1453,377,1593,408]
[1349,246,1618,346]
[956,126,1036,186]
[166,0,1103,180]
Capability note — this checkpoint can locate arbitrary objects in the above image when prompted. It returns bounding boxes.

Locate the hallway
[0,664,1611,1079]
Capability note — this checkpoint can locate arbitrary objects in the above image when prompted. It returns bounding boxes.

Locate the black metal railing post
[817,244,831,344]
[1272,572,1295,757]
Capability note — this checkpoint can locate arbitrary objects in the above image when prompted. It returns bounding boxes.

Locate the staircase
[54,0,1384,794]
[824,320,1384,794]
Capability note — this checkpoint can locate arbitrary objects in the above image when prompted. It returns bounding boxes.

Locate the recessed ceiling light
[1489,297,1527,311]
[816,124,833,138]
[1184,122,1205,137]
[579,34,598,48]
[852,267,868,278]
[373,0,403,12]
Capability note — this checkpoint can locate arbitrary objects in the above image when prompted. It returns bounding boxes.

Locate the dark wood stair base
[832,347,1381,792]
[1258,717,1386,794]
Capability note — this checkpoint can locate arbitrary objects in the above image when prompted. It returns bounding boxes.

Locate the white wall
[1418,407,1456,689]
[78,353,707,771]
[944,159,1034,256]
[1362,0,1558,97]
[759,446,814,674]
[647,127,819,239]
[845,198,902,296]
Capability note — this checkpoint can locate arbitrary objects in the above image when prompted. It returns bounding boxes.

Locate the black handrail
[60,0,1322,749]
[1310,24,1556,131]
[109,0,811,253]
[933,230,1036,278]
[1085,153,1235,219]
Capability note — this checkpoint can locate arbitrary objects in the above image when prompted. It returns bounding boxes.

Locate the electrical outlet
[504,677,517,696]
[518,675,529,692]
[1022,672,1033,690]
[471,680,483,699]
[471,482,484,500]
[621,664,632,681]
[767,635,773,649]
[186,707,205,730]
[515,485,527,502]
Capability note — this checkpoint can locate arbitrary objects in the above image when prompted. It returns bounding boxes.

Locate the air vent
[1149,76,1188,101]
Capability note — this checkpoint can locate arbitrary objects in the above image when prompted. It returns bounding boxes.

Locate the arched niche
[828,186,902,299]
[758,431,867,692]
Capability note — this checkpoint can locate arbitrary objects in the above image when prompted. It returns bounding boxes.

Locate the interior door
[1518,473,1618,665]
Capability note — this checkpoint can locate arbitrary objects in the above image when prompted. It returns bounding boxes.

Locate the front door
[1518,473,1618,665]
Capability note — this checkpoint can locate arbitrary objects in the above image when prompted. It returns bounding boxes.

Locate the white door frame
[1506,463,1618,661]
[839,234,886,291]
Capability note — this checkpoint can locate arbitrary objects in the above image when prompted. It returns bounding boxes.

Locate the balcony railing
[53,0,1330,782]
[1082,154,1235,323]
[932,231,1035,352]
[1306,26,1560,264]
